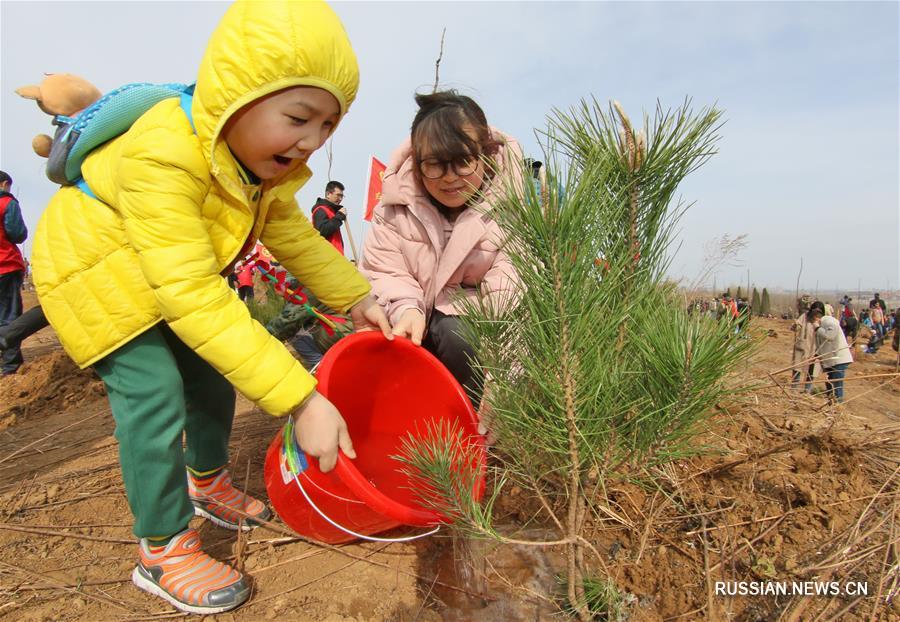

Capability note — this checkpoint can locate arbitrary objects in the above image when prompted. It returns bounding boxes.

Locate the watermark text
[714,581,868,597]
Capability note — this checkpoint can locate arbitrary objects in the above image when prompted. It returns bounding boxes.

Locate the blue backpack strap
[75,178,97,200]
[180,83,195,131]
[74,83,197,201]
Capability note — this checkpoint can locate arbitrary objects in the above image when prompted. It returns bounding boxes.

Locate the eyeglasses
[418,154,480,180]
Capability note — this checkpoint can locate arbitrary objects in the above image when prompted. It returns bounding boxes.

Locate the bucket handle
[291,470,439,543]
[284,419,440,543]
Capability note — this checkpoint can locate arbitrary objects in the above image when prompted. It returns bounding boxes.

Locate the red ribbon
[239,251,347,335]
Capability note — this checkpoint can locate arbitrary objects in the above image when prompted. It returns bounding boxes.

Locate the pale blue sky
[1,1,897,292]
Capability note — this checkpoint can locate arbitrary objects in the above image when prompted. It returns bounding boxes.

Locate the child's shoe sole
[132,565,250,614]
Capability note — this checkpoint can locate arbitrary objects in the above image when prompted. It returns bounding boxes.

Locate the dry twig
[0,411,104,466]
[0,522,133,544]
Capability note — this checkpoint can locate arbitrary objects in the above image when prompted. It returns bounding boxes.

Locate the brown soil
[1,293,897,621]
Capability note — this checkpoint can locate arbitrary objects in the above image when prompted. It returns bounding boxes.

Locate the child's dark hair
[410,91,501,175]
[0,171,12,186]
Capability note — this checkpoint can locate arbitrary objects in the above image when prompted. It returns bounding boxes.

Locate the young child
[30,0,390,614]
[359,90,522,413]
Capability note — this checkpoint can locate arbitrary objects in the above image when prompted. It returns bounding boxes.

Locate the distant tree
[736,286,743,300]
[751,288,761,315]
[761,288,771,315]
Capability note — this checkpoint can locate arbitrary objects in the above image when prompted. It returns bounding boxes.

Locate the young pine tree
[397,98,755,620]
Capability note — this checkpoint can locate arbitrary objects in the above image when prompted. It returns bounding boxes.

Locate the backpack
[44,82,195,192]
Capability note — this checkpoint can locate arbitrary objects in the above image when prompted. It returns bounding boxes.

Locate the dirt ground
[0,292,897,621]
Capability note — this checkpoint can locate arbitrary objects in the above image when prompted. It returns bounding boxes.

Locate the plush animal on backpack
[17,75,193,188]
[15,73,102,157]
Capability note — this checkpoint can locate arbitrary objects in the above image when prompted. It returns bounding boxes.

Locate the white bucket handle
[291,470,439,543]
[284,415,440,543]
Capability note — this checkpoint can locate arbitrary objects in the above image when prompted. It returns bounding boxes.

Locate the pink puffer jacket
[359,128,523,325]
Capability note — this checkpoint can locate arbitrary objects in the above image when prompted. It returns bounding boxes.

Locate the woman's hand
[292,391,356,472]
[349,295,393,340]
[392,308,426,346]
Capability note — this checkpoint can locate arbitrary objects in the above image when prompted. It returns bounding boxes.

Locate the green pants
[94,323,235,539]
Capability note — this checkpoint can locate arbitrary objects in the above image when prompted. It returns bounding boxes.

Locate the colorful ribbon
[238,250,348,336]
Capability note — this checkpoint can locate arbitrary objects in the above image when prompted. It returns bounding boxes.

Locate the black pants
[0,271,24,374]
[423,311,483,410]
[0,305,49,349]
[238,285,254,302]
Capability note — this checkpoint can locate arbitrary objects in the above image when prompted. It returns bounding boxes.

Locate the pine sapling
[396,98,755,620]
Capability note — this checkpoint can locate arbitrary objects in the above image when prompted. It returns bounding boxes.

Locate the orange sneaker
[188,469,271,531]
[133,528,250,614]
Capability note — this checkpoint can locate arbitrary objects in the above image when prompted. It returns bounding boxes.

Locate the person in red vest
[311,180,346,254]
[0,170,28,375]
[234,261,255,302]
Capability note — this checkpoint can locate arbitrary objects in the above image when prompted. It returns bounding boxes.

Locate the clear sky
[1,1,897,292]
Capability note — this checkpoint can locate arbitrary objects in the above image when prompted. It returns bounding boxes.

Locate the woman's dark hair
[410,90,501,176]
[809,301,826,314]
[807,307,825,321]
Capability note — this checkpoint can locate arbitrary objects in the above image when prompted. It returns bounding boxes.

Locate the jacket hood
[193,0,359,180]
[380,127,522,214]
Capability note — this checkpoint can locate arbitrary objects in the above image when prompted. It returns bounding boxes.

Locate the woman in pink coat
[359,91,522,410]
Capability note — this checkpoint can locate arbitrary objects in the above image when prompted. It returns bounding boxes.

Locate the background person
[839,295,859,342]
[0,170,28,376]
[791,307,822,393]
[311,181,347,254]
[869,302,885,345]
[266,277,354,370]
[815,312,853,403]
[717,292,738,325]
[234,260,255,303]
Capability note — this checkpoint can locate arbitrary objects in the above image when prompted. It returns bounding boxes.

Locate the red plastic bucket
[264,331,486,544]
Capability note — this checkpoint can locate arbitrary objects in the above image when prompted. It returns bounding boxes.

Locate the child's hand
[392,308,426,346]
[349,296,393,340]
[293,391,356,472]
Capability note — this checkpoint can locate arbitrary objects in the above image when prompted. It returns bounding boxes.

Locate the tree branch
[433,28,446,92]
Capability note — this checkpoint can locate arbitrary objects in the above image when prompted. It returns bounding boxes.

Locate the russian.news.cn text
[714,581,868,597]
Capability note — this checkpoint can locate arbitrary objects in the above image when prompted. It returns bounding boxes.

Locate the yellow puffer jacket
[32,0,370,416]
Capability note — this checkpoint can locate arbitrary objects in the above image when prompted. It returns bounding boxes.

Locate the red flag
[363,156,387,221]
[254,242,274,269]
